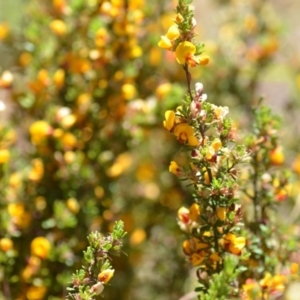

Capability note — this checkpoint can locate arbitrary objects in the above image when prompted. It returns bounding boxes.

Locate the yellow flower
[95,27,109,47]
[175,13,184,23]
[31,237,51,259]
[175,42,209,67]
[130,228,146,246]
[166,24,180,40]
[174,123,199,146]
[0,23,9,40]
[216,207,227,221]
[29,121,52,145]
[205,146,216,161]
[176,41,196,64]
[163,110,176,131]
[98,269,115,283]
[158,24,180,51]
[270,146,285,165]
[53,68,65,89]
[189,203,200,221]
[292,154,300,175]
[49,19,67,36]
[61,132,77,149]
[156,83,172,100]
[169,161,180,175]
[67,198,80,214]
[223,233,246,255]
[0,149,10,164]
[211,138,222,151]
[158,35,173,50]
[122,83,136,100]
[0,238,13,252]
[28,159,44,182]
[26,285,47,300]
[0,70,14,88]
[290,262,299,275]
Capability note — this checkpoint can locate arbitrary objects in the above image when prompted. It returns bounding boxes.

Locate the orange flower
[98,269,115,283]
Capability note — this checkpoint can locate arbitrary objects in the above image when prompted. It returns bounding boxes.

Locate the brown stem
[183,64,193,101]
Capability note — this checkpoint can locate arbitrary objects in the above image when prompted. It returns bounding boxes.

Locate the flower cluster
[159,0,249,295]
[68,221,126,300]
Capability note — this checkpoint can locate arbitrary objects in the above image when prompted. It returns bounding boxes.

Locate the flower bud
[90,282,104,295]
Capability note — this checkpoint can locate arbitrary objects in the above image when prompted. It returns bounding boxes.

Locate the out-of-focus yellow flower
[52,0,67,13]
[290,262,299,274]
[61,114,77,129]
[95,27,109,47]
[156,83,172,100]
[19,52,32,66]
[31,237,51,259]
[22,256,41,281]
[130,228,146,246]
[122,83,136,100]
[8,202,25,217]
[107,152,133,177]
[0,238,13,252]
[98,269,115,283]
[53,68,65,89]
[9,172,22,189]
[0,23,9,40]
[270,146,285,165]
[293,154,300,175]
[169,161,180,175]
[26,285,47,300]
[49,19,67,36]
[163,110,176,131]
[149,47,162,66]
[67,53,91,74]
[189,203,200,221]
[29,159,44,181]
[223,233,245,255]
[0,70,14,88]
[64,151,76,164]
[29,121,52,145]
[35,196,47,211]
[175,13,184,23]
[0,149,10,164]
[175,41,209,67]
[129,45,143,58]
[216,207,227,221]
[174,123,199,146]
[211,138,222,151]
[205,146,216,161]
[67,198,80,214]
[8,202,31,228]
[61,132,77,149]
